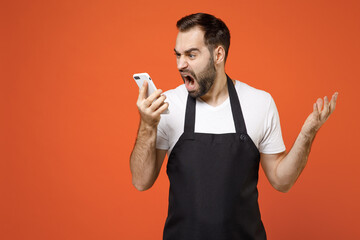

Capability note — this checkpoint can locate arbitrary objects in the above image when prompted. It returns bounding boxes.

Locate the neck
[200,70,233,107]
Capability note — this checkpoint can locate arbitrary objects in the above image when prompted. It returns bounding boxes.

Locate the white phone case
[133,73,169,114]
[133,73,157,98]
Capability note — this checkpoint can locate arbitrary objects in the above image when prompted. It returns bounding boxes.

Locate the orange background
[1,0,359,239]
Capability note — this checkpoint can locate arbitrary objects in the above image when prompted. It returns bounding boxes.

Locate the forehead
[175,27,206,52]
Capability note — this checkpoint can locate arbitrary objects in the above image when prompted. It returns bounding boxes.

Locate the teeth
[182,73,194,82]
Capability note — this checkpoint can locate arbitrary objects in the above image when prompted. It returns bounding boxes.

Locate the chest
[166,98,266,155]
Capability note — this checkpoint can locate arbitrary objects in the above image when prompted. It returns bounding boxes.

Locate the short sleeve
[156,116,170,150]
[259,96,286,154]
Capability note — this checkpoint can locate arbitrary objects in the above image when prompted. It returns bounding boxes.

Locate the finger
[323,96,329,110]
[313,102,318,113]
[145,89,163,105]
[312,102,319,118]
[155,102,169,114]
[316,98,323,112]
[329,92,338,114]
[320,96,330,119]
[150,95,166,111]
[138,80,148,101]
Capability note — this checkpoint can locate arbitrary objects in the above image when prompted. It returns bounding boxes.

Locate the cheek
[194,60,208,74]
[191,60,205,73]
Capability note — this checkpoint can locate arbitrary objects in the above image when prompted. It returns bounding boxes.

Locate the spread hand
[301,92,338,137]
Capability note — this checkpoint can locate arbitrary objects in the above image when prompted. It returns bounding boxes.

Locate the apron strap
[184,94,196,134]
[226,74,247,134]
[183,75,247,134]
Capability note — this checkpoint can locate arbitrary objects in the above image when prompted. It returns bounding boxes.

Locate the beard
[181,54,217,98]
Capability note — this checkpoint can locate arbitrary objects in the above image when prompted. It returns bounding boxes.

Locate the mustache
[179,70,196,79]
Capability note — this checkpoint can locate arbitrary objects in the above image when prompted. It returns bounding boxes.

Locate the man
[130,13,338,240]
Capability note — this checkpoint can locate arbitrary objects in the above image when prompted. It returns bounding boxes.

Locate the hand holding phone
[133,73,169,114]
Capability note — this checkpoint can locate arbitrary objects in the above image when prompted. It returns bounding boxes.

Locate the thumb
[138,80,148,101]
[312,102,320,119]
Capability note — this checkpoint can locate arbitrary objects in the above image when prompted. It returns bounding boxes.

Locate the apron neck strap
[226,74,247,134]
[184,93,196,134]
[184,74,247,134]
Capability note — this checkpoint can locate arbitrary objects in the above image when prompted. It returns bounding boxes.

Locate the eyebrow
[174,48,200,55]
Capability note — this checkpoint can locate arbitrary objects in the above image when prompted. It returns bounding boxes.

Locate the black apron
[163,75,266,240]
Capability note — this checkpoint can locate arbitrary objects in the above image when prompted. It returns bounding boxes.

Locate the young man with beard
[130,13,338,240]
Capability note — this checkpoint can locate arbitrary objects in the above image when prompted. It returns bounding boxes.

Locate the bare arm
[130,81,169,191]
[261,92,338,193]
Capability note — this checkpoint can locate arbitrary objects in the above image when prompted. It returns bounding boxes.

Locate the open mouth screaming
[182,73,196,92]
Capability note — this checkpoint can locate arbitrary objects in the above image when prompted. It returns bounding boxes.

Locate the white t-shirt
[156,80,286,156]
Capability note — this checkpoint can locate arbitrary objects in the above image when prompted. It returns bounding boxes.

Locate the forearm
[275,130,316,192]
[130,120,158,191]
[263,93,338,193]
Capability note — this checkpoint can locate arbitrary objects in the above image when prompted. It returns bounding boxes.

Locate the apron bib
[163,75,266,240]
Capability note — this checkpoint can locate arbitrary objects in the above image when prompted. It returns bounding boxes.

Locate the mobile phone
[133,73,157,98]
[133,73,169,114]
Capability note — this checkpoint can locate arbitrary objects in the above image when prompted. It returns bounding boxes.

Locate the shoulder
[163,84,187,97]
[158,84,187,127]
[235,80,271,98]
[157,84,187,147]
[234,80,273,108]
[163,84,188,107]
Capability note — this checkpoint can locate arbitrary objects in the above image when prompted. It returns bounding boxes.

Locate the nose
[177,56,188,70]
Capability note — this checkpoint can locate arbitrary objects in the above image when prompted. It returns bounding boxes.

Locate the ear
[213,45,226,64]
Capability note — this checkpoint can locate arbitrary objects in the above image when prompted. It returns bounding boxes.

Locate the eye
[189,53,196,59]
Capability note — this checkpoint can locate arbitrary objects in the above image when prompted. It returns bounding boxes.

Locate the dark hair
[176,13,231,62]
